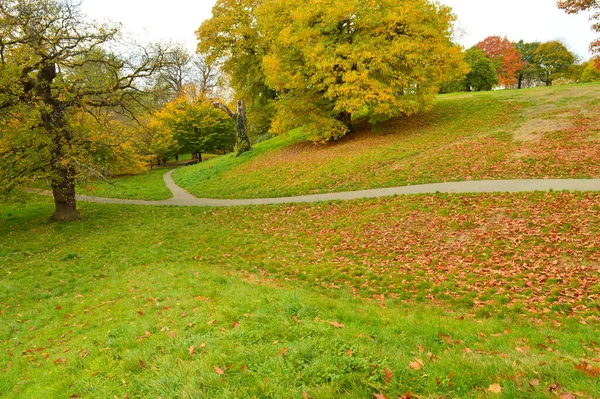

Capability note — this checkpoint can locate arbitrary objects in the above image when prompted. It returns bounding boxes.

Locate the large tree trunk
[38,63,80,222]
[51,173,79,222]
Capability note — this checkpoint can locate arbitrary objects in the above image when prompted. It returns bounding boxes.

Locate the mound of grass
[1,194,599,398]
[173,84,600,199]
[76,168,173,201]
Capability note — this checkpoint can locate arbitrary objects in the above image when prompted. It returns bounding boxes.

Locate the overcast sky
[81,0,597,61]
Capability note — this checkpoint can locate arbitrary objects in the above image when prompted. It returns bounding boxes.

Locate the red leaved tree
[476,36,525,87]
[558,0,600,69]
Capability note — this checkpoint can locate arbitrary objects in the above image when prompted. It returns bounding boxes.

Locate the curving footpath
[68,170,600,207]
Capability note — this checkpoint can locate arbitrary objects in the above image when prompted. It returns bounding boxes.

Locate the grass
[75,168,173,201]
[173,83,600,199]
[1,193,599,398]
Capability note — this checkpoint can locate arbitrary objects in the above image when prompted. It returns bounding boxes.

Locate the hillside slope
[173,84,600,199]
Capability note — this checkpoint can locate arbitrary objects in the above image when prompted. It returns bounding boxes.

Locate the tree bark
[212,100,252,156]
[51,174,79,222]
[38,62,80,222]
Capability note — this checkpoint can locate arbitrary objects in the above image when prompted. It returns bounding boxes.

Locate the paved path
[69,170,600,207]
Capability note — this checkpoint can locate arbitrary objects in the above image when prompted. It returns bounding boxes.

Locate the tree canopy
[463,47,499,92]
[197,0,466,142]
[534,41,576,86]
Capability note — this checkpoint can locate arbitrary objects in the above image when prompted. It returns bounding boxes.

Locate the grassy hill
[1,193,599,398]
[173,84,600,199]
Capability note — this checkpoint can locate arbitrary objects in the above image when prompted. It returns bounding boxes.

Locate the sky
[80,0,598,61]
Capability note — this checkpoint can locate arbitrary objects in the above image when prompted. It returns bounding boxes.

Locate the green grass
[1,193,599,398]
[173,83,600,199]
[76,168,173,200]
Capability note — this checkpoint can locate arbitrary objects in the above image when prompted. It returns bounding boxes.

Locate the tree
[151,45,219,105]
[258,0,466,142]
[0,0,172,221]
[534,41,576,86]
[558,0,600,64]
[580,59,600,81]
[157,97,236,161]
[463,47,498,91]
[476,36,524,88]
[514,40,541,88]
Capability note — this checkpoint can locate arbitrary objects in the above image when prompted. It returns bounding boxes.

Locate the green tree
[463,47,498,92]
[0,0,172,221]
[514,40,541,88]
[534,41,576,86]
[580,59,600,82]
[258,0,466,142]
[157,97,236,161]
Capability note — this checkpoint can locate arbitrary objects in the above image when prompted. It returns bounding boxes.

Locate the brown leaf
[279,347,288,357]
[139,359,147,369]
[53,358,67,364]
[188,346,195,356]
[373,393,387,399]
[330,321,344,328]
[207,320,216,326]
[232,321,240,329]
[302,391,309,399]
[488,383,502,394]
[409,358,424,370]
[463,347,472,354]
[214,366,225,375]
[529,378,540,387]
[384,367,393,384]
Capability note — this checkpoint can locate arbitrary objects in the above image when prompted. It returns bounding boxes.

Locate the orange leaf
[330,321,344,328]
[139,359,147,369]
[215,366,225,375]
[207,320,216,326]
[384,367,393,384]
[488,383,502,394]
[189,346,195,356]
[302,391,309,399]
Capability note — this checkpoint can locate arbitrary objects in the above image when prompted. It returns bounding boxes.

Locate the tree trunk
[38,62,79,222]
[336,111,352,131]
[212,100,252,156]
[51,171,79,222]
[517,74,523,89]
[234,100,252,155]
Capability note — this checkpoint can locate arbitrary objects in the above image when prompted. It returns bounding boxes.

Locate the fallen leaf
[488,383,502,394]
[139,359,147,369]
[53,358,67,364]
[232,321,240,329]
[463,347,472,354]
[560,394,576,399]
[330,321,344,328]
[189,346,195,356]
[373,393,387,399]
[384,367,393,384]
[279,347,288,357]
[207,320,216,326]
[409,359,424,370]
[302,391,309,399]
[215,366,225,375]
[529,378,540,387]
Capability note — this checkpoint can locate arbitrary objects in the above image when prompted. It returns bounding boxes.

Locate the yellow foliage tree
[258,0,467,142]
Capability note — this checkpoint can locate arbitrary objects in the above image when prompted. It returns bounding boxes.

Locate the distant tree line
[440,36,600,94]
